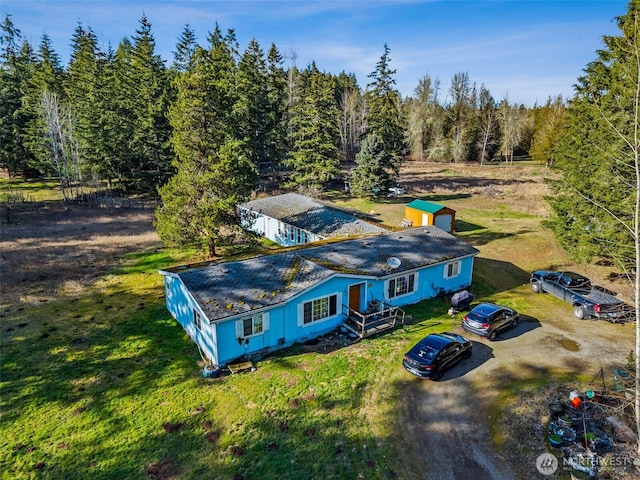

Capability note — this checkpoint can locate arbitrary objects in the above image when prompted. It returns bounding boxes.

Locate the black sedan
[461,302,519,340]
[402,332,472,380]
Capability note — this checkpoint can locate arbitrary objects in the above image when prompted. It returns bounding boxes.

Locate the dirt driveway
[395,297,636,480]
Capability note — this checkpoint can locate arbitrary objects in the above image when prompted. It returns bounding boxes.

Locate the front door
[349,283,364,313]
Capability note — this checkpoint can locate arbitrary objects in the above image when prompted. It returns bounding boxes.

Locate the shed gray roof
[241,193,387,237]
[160,227,479,323]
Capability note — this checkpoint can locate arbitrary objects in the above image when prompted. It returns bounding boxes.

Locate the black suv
[402,332,472,380]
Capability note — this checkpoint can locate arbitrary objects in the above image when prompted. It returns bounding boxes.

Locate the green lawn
[0,165,613,479]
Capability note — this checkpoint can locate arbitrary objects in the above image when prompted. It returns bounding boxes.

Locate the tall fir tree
[22,33,65,175]
[125,14,173,193]
[65,23,102,182]
[157,32,257,255]
[235,38,270,166]
[171,23,197,73]
[286,62,341,190]
[546,3,640,452]
[362,44,405,193]
[265,43,288,171]
[0,15,35,175]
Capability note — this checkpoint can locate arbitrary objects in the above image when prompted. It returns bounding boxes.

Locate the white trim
[385,271,419,300]
[444,260,462,279]
[235,312,270,339]
[297,292,342,327]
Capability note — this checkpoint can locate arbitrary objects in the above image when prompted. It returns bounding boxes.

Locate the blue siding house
[159,227,479,367]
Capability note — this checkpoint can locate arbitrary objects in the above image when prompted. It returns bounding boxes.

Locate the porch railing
[342,300,405,339]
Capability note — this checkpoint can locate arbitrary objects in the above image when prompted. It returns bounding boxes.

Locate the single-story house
[404,199,456,233]
[159,226,479,367]
[240,193,387,246]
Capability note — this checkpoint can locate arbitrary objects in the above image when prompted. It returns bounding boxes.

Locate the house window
[194,310,202,331]
[236,313,269,339]
[302,294,338,324]
[166,277,172,298]
[243,313,264,336]
[388,273,416,299]
[445,261,461,279]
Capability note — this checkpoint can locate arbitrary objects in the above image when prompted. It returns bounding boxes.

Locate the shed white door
[421,213,430,226]
[435,214,452,232]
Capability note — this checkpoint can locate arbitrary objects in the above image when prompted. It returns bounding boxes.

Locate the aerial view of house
[159,226,479,367]
[240,192,388,246]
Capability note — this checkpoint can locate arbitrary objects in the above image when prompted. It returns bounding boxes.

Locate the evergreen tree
[286,62,341,190]
[363,44,405,190]
[529,95,566,167]
[22,33,65,175]
[546,3,640,451]
[125,14,173,193]
[65,23,102,182]
[235,38,270,166]
[265,43,288,171]
[172,24,197,73]
[349,133,392,199]
[0,15,35,176]
[447,71,476,163]
[157,34,256,256]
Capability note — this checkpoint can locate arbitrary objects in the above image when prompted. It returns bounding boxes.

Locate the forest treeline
[1,14,566,252]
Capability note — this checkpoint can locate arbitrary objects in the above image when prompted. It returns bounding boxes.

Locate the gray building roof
[241,193,387,237]
[160,227,479,323]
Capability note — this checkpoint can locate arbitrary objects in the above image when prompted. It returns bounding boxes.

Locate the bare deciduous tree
[40,90,81,201]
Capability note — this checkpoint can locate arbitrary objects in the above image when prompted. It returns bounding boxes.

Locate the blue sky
[1,0,629,106]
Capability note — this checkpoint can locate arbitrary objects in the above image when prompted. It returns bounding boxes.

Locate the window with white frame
[193,310,202,331]
[236,313,269,338]
[387,273,416,299]
[243,313,263,336]
[445,261,461,279]
[300,294,338,325]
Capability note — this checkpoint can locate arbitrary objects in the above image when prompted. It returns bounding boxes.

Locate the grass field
[1,163,636,479]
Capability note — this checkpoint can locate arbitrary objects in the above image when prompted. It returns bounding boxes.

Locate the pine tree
[529,95,566,168]
[0,15,35,176]
[125,14,173,193]
[286,62,341,190]
[172,24,197,73]
[235,38,270,166]
[22,33,65,176]
[349,133,392,199]
[363,44,405,191]
[65,23,102,182]
[545,3,640,452]
[157,34,257,256]
[265,43,288,171]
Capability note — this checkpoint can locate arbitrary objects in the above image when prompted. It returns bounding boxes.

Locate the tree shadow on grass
[472,257,531,296]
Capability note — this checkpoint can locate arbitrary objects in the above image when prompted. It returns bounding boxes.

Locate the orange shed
[404,200,456,233]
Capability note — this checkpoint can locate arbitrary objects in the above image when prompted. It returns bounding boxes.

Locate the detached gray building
[240,193,387,246]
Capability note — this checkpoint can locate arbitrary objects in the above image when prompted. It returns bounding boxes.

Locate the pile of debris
[547,384,638,478]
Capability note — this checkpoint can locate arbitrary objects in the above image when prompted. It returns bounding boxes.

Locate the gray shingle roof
[241,193,387,237]
[161,227,478,322]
